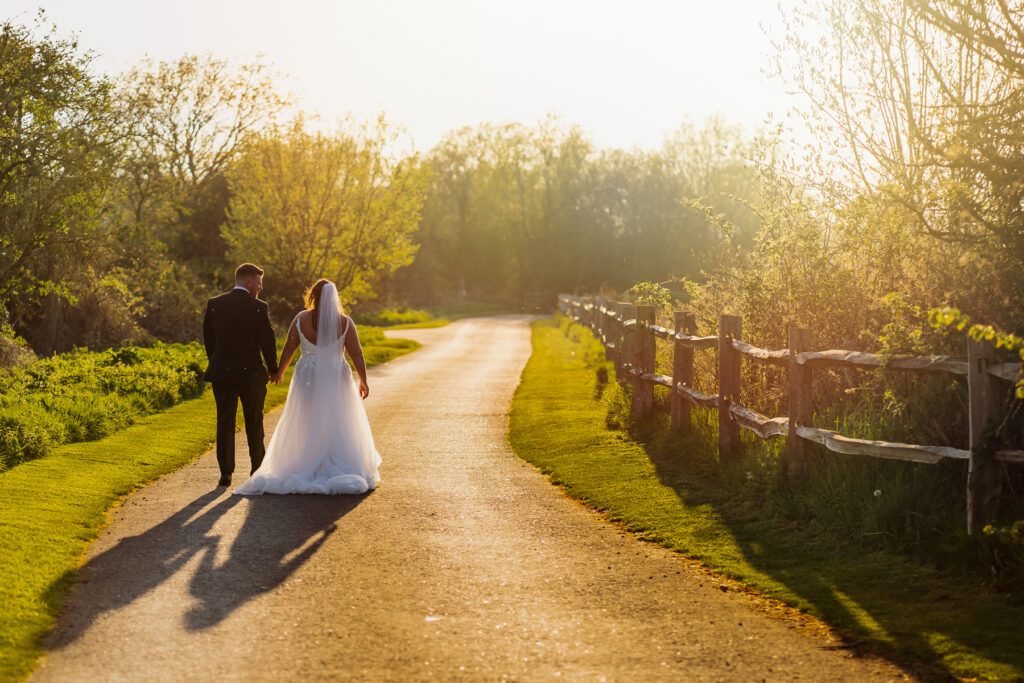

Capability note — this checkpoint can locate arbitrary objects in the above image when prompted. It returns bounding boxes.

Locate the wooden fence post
[602,299,614,361]
[610,302,622,374]
[634,304,657,418]
[787,327,813,477]
[594,296,604,345]
[718,314,742,462]
[967,337,1001,535]
[671,311,696,433]
[620,303,637,385]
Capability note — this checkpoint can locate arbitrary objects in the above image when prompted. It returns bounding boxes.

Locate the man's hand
[270,370,283,385]
[358,379,369,399]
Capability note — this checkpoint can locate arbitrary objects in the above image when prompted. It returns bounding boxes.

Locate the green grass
[382,319,451,330]
[424,301,520,320]
[353,301,522,331]
[509,317,1024,682]
[0,331,418,682]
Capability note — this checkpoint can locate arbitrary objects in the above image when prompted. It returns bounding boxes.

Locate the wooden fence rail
[558,293,1023,534]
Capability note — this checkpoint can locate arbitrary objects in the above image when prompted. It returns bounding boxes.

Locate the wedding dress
[234,282,381,495]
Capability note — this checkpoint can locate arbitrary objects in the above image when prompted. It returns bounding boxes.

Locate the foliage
[770,0,1024,331]
[116,52,290,278]
[224,116,429,314]
[930,306,1024,399]
[0,343,207,471]
[626,281,673,316]
[351,307,434,327]
[0,14,120,331]
[0,314,34,368]
[394,115,762,306]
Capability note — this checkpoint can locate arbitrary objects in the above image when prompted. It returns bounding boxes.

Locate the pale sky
[2,0,800,152]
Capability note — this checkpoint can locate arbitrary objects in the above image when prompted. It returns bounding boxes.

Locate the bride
[234,279,381,495]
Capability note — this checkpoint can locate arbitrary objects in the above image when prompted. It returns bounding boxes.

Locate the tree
[0,13,118,314]
[116,53,289,278]
[397,116,763,306]
[223,117,429,315]
[773,0,1024,330]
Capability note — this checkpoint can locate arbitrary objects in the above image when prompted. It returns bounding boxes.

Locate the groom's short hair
[235,263,264,282]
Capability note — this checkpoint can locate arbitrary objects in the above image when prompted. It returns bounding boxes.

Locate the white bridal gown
[234,283,381,495]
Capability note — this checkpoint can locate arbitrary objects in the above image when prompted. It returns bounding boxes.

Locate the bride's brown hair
[304,279,344,330]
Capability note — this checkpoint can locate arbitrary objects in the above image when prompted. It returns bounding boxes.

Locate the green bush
[352,307,434,327]
[0,342,208,472]
[0,406,63,470]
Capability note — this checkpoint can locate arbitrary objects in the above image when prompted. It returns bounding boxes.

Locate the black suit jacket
[203,289,279,383]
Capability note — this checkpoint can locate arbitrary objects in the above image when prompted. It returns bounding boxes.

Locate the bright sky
[3,0,800,152]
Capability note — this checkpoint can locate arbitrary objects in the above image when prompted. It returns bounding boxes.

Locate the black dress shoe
[217,476,231,487]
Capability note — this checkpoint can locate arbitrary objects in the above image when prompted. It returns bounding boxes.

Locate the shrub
[0,342,208,472]
[0,407,62,470]
[352,307,434,327]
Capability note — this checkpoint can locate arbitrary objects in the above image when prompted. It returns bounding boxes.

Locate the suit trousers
[211,377,268,477]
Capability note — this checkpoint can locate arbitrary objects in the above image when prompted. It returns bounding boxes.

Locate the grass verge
[0,333,418,682]
[508,317,1024,682]
[355,301,522,331]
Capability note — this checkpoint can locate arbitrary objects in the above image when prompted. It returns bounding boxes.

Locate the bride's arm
[273,316,301,383]
[343,317,369,399]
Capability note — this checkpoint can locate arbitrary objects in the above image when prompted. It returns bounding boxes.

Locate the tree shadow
[640,432,1020,682]
[45,489,367,649]
[184,492,368,630]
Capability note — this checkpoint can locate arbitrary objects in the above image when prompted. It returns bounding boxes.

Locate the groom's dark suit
[202,288,279,479]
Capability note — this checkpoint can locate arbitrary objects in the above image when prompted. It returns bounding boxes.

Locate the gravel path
[33,316,913,681]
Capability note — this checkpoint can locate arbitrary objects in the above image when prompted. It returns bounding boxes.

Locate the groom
[202,263,280,487]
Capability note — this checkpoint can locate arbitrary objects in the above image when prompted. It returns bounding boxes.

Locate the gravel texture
[33,316,914,682]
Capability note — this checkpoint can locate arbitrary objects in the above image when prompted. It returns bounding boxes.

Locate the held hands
[358,379,369,399]
[270,369,284,385]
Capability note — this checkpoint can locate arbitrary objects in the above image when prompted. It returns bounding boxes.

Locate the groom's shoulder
[206,290,231,310]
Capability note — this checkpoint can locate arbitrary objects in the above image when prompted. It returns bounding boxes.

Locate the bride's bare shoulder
[295,310,314,337]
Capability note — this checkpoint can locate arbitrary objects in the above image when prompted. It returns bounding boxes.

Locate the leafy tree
[396,116,762,306]
[772,0,1024,330]
[0,14,118,328]
[116,53,289,280]
[223,117,429,315]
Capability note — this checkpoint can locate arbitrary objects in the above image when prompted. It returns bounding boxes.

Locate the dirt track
[32,316,913,681]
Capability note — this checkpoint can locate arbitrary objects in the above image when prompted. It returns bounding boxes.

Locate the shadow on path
[185,493,368,630]
[46,490,367,648]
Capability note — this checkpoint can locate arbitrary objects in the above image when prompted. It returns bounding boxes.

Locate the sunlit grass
[0,332,418,683]
[355,301,521,331]
[508,317,1024,681]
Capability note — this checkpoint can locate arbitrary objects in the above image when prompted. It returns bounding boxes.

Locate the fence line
[558,293,1024,534]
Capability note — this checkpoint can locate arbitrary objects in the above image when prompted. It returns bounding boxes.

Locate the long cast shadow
[45,490,367,648]
[184,492,368,630]
[45,490,239,649]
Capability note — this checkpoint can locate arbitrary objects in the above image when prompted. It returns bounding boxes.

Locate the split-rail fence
[558,294,1024,535]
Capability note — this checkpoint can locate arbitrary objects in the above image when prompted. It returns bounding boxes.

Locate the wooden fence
[558,294,1024,535]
